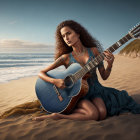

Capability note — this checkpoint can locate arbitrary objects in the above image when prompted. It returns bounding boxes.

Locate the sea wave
[0,53,54,83]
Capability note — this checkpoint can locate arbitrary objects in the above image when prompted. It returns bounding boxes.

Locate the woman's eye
[62,35,65,38]
[62,32,71,38]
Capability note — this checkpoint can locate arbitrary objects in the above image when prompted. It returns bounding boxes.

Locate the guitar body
[35,63,89,114]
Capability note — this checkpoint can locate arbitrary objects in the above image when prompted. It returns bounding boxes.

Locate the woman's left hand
[103,50,115,66]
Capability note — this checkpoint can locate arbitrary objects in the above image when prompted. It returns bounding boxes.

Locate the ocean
[0,53,55,83]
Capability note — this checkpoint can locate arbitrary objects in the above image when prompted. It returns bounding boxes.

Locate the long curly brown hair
[55,20,103,60]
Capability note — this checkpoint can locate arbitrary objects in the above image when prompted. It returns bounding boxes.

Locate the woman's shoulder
[61,53,71,68]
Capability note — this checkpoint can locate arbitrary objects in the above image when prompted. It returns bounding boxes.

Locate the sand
[0,54,140,140]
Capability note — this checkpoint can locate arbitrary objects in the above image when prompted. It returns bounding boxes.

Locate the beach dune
[0,54,140,140]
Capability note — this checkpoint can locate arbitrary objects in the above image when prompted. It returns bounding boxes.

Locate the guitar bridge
[53,85,63,101]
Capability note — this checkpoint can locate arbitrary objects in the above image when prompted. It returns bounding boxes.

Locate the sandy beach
[0,54,140,140]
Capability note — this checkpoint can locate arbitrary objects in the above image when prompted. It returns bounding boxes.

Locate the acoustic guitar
[35,23,140,114]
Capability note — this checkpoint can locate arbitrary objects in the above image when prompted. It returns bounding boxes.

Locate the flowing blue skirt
[83,78,140,116]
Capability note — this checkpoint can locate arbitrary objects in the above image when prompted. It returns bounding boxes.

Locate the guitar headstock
[129,23,140,39]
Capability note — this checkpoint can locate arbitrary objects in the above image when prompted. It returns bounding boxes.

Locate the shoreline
[0,75,38,85]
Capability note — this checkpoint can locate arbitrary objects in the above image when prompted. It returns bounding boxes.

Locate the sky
[0,0,140,53]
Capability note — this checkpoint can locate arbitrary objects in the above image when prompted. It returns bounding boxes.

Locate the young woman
[32,20,140,121]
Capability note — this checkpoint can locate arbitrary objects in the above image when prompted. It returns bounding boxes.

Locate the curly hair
[55,20,103,60]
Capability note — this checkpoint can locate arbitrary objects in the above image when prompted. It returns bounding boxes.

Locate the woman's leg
[32,99,99,121]
[91,97,107,120]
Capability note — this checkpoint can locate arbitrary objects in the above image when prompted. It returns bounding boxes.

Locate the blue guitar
[35,63,89,114]
[35,24,140,114]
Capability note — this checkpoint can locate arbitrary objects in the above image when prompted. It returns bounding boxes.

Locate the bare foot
[50,113,62,120]
[32,113,62,121]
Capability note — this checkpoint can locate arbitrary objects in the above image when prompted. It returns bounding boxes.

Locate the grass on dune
[119,39,140,54]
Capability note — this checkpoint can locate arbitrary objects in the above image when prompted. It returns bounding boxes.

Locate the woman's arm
[91,48,114,80]
[38,54,69,88]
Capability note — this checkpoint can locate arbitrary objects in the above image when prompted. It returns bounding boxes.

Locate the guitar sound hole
[64,75,74,88]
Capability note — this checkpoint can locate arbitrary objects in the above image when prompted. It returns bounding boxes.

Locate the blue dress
[69,48,140,116]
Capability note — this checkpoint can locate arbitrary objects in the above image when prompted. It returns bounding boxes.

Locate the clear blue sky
[0,0,140,52]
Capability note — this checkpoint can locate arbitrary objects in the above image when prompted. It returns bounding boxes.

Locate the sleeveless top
[68,48,140,116]
[68,48,102,83]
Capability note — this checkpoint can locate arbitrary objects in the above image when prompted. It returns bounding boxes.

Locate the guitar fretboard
[72,33,132,82]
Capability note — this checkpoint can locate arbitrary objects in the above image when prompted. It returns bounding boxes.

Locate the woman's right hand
[53,79,66,89]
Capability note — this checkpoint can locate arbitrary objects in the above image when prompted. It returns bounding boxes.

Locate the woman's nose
[65,35,69,40]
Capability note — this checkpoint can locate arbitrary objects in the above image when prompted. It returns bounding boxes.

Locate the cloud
[0,39,52,48]
[0,39,55,53]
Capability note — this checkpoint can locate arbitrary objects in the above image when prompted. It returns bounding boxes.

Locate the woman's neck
[72,40,86,54]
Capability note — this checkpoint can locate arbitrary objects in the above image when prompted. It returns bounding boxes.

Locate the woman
[33,20,140,121]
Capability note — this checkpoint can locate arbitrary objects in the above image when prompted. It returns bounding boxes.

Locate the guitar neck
[72,33,133,81]
[106,33,132,53]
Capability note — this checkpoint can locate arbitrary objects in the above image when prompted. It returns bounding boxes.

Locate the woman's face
[60,26,80,46]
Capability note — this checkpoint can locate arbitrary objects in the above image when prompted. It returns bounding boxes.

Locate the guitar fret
[78,71,82,78]
[124,36,129,41]
[113,44,119,50]
[94,58,99,65]
[90,61,96,67]
[119,39,124,46]
[98,55,103,61]
[108,48,113,53]
[126,34,132,40]
[121,38,126,43]
[94,57,98,62]
[123,36,128,42]
[81,69,85,75]
[75,72,79,80]
[81,69,85,78]
[72,75,76,83]
[83,66,88,74]
[85,65,91,71]
[88,61,95,69]
[96,56,101,62]
[75,70,82,80]
[116,41,121,47]
[111,46,116,51]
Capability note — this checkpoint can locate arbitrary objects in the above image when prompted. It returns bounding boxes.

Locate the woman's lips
[67,41,71,44]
